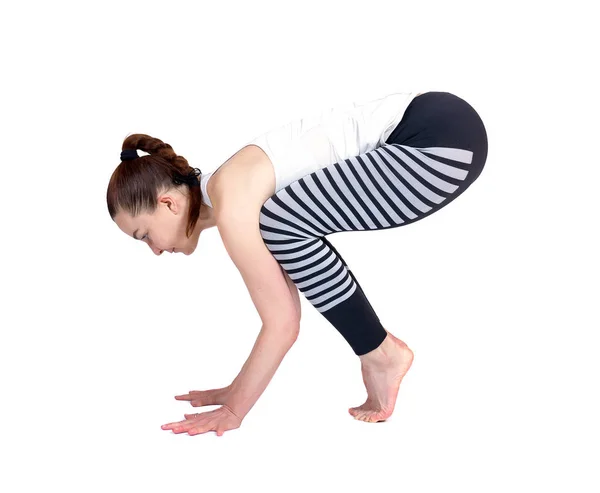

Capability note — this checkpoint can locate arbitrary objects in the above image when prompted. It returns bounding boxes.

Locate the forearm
[227,325,297,419]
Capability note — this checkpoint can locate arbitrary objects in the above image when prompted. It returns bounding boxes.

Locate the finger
[189,390,222,407]
[188,422,213,436]
[175,390,221,406]
[174,390,209,400]
[188,408,236,436]
[162,409,219,432]
[173,423,199,434]
[162,421,188,431]
[161,420,184,429]
[169,420,202,434]
[161,416,200,431]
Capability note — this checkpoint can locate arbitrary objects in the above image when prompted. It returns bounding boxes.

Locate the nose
[150,244,163,255]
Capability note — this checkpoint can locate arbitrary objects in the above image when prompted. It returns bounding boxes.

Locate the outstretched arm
[217,206,301,419]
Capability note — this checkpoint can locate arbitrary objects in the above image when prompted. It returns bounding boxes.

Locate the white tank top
[200,89,427,208]
[200,169,216,208]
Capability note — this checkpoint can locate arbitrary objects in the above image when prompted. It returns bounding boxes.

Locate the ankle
[359,334,394,366]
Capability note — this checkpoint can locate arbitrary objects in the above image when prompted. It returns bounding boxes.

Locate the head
[107,133,204,255]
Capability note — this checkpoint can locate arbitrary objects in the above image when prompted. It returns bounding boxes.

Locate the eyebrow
[132,229,140,240]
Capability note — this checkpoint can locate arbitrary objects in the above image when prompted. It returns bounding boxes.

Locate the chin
[184,245,196,255]
[187,236,200,255]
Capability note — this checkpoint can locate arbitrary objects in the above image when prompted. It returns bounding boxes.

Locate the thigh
[259,138,483,237]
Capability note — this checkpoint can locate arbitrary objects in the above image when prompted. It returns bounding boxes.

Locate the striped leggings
[258,92,488,356]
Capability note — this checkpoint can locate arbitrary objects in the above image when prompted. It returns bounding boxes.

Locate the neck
[197,201,218,232]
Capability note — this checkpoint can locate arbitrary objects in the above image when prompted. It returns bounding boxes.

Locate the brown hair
[106,134,202,238]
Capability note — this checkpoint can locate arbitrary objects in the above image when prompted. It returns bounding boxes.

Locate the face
[114,188,201,256]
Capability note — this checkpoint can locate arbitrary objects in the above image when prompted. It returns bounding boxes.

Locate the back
[245,90,427,192]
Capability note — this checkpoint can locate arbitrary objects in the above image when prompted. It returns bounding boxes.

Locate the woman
[107,90,488,436]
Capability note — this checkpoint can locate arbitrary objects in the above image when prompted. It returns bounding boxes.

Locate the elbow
[266,319,300,345]
[288,322,300,343]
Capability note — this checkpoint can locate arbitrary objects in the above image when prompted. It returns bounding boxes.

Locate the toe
[371,410,390,422]
[358,409,388,423]
[349,403,367,417]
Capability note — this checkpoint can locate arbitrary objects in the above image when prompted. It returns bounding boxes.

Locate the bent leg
[258,140,480,355]
[257,216,386,355]
[259,92,488,356]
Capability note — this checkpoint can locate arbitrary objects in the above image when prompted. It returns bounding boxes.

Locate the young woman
[107,90,488,436]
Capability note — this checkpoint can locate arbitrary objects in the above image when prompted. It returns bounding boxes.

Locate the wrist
[225,382,256,419]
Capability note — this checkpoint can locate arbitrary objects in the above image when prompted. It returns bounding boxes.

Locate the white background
[1,0,598,491]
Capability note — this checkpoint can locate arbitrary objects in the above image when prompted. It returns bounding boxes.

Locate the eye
[142,233,149,241]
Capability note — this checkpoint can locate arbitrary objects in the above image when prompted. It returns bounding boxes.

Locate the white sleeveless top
[200,170,216,208]
[200,89,427,208]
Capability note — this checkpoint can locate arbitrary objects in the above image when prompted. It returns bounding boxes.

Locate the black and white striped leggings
[259,92,488,356]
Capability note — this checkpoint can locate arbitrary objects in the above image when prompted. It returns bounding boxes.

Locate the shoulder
[211,145,276,213]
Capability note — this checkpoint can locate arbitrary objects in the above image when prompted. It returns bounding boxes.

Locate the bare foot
[349,332,414,423]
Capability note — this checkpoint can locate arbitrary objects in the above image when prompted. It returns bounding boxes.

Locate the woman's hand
[163,317,296,436]
[161,386,242,436]
[173,386,231,407]
[161,405,242,436]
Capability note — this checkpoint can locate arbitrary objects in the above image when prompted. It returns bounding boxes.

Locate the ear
[158,193,179,214]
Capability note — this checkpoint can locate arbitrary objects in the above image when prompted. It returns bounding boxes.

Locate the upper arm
[216,208,300,331]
